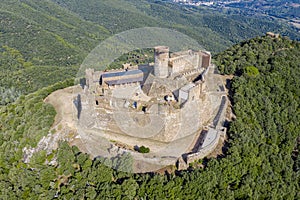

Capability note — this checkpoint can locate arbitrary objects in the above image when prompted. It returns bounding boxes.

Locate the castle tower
[85,68,95,88]
[154,46,169,78]
[201,51,211,68]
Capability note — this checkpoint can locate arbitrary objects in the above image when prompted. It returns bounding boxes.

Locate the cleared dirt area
[44,86,80,129]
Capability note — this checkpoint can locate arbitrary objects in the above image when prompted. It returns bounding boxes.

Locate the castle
[79,46,228,172]
[85,46,211,106]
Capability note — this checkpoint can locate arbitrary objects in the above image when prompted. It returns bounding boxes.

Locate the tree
[244,66,259,77]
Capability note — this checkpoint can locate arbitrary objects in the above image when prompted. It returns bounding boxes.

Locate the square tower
[154,46,169,78]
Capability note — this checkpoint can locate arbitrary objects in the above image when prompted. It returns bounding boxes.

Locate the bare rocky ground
[23,86,80,164]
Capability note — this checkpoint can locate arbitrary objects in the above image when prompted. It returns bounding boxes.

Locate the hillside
[0,0,110,66]
[0,46,79,105]
[1,0,299,101]
[1,0,299,67]
[0,0,111,103]
[0,36,299,199]
[51,0,300,51]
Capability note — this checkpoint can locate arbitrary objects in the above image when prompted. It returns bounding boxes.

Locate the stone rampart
[186,129,220,164]
[180,96,228,167]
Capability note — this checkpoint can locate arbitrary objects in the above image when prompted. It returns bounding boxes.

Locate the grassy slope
[0,0,110,66]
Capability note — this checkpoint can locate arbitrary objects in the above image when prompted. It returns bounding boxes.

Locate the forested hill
[1,0,300,67]
[0,36,299,199]
[0,0,110,66]
[1,0,300,103]
[50,0,300,52]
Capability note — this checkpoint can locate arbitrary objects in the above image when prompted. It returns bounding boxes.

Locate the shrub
[138,146,150,153]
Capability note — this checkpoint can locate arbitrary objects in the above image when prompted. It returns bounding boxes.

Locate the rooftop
[102,69,143,78]
[181,83,196,92]
[105,77,143,86]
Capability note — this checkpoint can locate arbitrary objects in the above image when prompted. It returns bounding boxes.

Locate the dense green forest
[51,0,300,52]
[0,46,78,105]
[0,35,299,198]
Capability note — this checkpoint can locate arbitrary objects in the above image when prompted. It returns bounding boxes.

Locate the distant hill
[171,0,300,31]
[1,0,299,67]
[51,0,300,51]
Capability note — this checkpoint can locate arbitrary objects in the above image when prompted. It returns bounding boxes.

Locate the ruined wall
[169,57,186,74]
[169,51,200,75]
[147,81,169,97]
[178,83,202,106]
[189,84,201,101]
